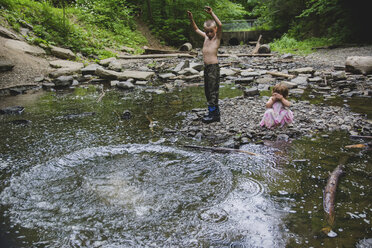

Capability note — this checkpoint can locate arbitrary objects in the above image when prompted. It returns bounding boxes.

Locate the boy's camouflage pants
[204,63,220,107]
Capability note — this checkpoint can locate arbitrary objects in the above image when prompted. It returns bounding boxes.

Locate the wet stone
[243,87,259,97]
[116,81,134,90]
[53,75,74,87]
[0,106,25,115]
[81,64,103,75]
[235,77,254,85]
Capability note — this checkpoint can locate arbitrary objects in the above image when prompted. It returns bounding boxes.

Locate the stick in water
[184,145,259,156]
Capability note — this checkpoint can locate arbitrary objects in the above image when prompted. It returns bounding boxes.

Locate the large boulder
[345,56,372,75]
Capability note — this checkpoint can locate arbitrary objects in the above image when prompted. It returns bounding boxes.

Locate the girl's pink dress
[260,101,293,128]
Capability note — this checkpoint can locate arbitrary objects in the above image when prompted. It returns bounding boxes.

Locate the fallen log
[118,53,195,59]
[266,71,295,79]
[323,163,345,229]
[184,145,259,156]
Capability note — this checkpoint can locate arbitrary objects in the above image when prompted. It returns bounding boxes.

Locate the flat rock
[81,64,103,75]
[5,39,45,56]
[0,26,21,40]
[173,61,189,73]
[243,87,259,97]
[96,68,120,79]
[49,67,82,78]
[178,68,199,76]
[289,67,314,75]
[117,81,135,90]
[50,46,76,60]
[49,60,84,69]
[291,76,308,86]
[53,75,73,87]
[99,57,116,66]
[234,77,254,84]
[117,70,155,81]
[42,82,55,89]
[159,73,176,79]
[281,81,298,89]
[255,76,273,85]
[220,68,237,77]
[308,76,323,82]
[135,81,148,86]
[108,60,122,71]
[290,88,305,95]
[241,71,260,77]
[332,71,346,81]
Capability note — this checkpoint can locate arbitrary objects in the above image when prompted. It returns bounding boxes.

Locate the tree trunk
[146,0,152,21]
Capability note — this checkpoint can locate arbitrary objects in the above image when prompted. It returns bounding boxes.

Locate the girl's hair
[272,83,289,98]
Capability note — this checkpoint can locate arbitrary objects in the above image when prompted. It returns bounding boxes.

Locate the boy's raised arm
[204,6,222,39]
[187,11,206,38]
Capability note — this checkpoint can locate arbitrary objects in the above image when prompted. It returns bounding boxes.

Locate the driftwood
[251,34,262,55]
[118,54,195,59]
[322,161,345,234]
[266,71,295,79]
[184,145,259,156]
[345,144,368,149]
[218,53,273,58]
[143,46,193,55]
[96,88,105,102]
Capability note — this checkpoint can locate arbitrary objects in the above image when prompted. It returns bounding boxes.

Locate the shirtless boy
[187,6,222,123]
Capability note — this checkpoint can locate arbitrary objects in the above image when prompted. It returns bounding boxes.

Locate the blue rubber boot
[202,106,220,124]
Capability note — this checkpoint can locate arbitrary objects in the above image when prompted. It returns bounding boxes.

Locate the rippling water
[0,88,371,247]
[1,143,287,247]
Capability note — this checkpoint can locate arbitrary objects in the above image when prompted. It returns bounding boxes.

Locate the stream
[0,86,371,247]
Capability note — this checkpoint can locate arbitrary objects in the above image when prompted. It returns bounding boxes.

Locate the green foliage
[141,0,247,46]
[0,0,147,58]
[270,34,333,55]
[249,0,371,44]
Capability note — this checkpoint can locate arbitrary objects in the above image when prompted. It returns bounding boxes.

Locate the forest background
[0,0,371,59]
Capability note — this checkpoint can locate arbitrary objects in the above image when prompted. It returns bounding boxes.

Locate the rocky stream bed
[1,33,372,146]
